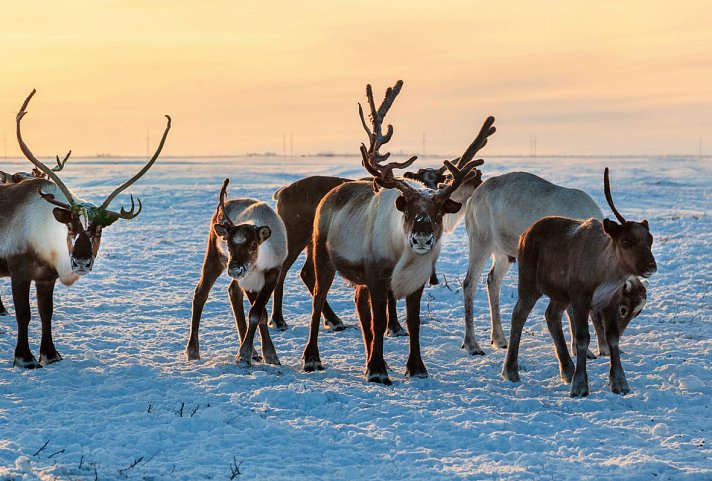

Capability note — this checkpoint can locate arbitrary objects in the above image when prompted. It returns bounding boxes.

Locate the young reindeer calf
[502,168,656,397]
[186,179,287,366]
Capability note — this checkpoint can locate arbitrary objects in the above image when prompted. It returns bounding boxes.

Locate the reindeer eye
[619,306,629,317]
[622,239,631,248]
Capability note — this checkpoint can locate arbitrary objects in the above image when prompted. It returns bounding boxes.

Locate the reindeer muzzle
[71,257,94,275]
[409,232,435,254]
[228,262,251,280]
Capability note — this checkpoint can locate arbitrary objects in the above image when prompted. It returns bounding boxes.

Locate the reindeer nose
[71,257,93,275]
[410,233,435,253]
[642,260,657,277]
[228,263,248,280]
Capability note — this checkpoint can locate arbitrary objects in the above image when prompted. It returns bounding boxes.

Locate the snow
[0,154,710,480]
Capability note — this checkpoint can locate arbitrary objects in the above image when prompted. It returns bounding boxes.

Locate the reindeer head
[617,276,648,335]
[16,89,171,275]
[213,179,271,280]
[358,81,494,255]
[601,168,657,278]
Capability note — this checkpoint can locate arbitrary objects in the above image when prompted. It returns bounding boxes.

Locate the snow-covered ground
[0,154,710,480]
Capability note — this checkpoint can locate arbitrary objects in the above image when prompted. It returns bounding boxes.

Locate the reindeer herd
[0,83,656,397]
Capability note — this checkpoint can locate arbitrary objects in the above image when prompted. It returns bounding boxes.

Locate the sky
[0,0,710,158]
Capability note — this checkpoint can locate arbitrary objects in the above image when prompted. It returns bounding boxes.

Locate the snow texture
[0,154,710,480]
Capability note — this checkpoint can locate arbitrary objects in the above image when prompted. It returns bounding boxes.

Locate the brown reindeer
[0,152,71,317]
[302,80,493,384]
[269,168,450,336]
[1,89,170,368]
[502,168,657,396]
[186,179,287,366]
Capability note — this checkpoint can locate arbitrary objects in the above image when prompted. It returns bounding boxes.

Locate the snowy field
[0,154,710,480]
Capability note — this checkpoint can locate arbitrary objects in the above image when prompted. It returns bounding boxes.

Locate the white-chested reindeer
[0,89,170,368]
[502,168,656,396]
[186,179,287,366]
[0,152,71,316]
[302,80,494,384]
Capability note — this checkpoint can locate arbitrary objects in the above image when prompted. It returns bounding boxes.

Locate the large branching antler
[358,81,418,194]
[99,115,171,219]
[434,116,495,199]
[604,167,627,224]
[16,89,76,205]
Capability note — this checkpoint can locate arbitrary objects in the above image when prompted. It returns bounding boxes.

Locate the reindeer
[0,152,72,317]
[461,171,610,357]
[269,166,455,336]
[502,168,657,396]
[1,89,170,368]
[302,80,494,384]
[186,179,287,366]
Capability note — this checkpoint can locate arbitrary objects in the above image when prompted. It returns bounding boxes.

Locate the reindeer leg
[302,239,335,372]
[246,271,281,366]
[355,285,372,369]
[404,285,428,379]
[0,295,9,316]
[11,276,39,368]
[186,246,224,361]
[269,245,301,331]
[37,279,61,365]
[501,290,540,382]
[602,308,629,395]
[569,303,591,397]
[544,301,573,384]
[365,281,390,385]
[591,311,610,357]
[462,240,489,355]
[486,253,511,349]
[228,280,247,342]
[385,290,407,337]
[300,250,345,331]
[566,307,597,359]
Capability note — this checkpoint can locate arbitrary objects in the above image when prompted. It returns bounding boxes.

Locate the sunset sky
[1,1,710,157]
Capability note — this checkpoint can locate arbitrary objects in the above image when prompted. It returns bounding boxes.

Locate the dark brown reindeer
[269,167,450,336]
[1,89,170,368]
[302,80,493,384]
[502,168,657,396]
[186,179,287,366]
[0,152,71,317]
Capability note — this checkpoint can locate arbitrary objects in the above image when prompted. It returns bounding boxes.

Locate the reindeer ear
[53,208,73,225]
[640,278,649,288]
[395,195,407,212]
[623,277,634,293]
[256,226,271,244]
[442,199,462,214]
[640,219,649,229]
[603,218,621,237]
[213,223,229,238]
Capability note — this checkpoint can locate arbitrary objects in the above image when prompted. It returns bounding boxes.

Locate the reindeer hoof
[491,338,508,349]
[39,351,63,366]
[586,349,598,359]
[303,358,323,372]
[366,370,392,385]
[405,364,428,379]
[386,325,408,337]
[462,341,486,356]
[14,355,42,369]
[185,344,201,361]
[570,375,589,397]
[323,319,346,332]
[609,377,630,395]
[235,353,253,367]
[561,363,575,384]
[263,353,281,366]
[501,369,520,383]
[268,317,289,331]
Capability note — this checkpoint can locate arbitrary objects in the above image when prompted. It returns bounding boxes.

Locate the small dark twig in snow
[175,402,185,417]
[190,404,200,417]
[48,448,65,458]
[90,462,99,481]
[34,440,49,457]
[118,456,143,476]
[442,274,453,292]
[147,402,152,413]
[79,455,84,470]
[230,457,244,479]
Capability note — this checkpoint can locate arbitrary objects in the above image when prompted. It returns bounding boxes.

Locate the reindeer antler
[217,178,234,226]
[16,89,76,205]
[359,81,418,195]
[604,167,627,224]
[433,116,495,199]
[99,115,171,216]
[52,150,71,172]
